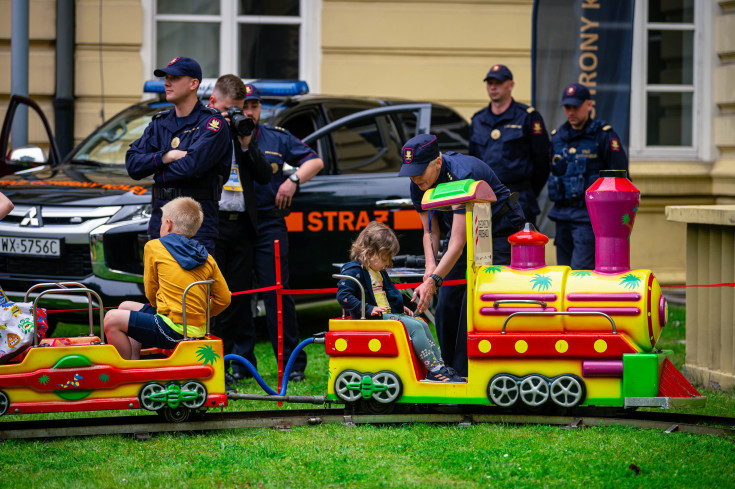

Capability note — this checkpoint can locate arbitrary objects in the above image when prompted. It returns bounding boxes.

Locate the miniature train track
[1,405,733,440]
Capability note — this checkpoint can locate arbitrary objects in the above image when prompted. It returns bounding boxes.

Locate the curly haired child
[336,221,464,382]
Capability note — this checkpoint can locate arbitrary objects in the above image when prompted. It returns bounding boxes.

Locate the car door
[280,104,433,291]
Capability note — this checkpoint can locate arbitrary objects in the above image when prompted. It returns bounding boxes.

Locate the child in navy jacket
[337,221,464,383]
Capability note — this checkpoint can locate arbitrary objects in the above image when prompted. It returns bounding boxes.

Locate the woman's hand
[411,278,437,315]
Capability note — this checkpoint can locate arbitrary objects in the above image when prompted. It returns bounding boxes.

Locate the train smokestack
[585,170,640,274]
[508,223,548,270]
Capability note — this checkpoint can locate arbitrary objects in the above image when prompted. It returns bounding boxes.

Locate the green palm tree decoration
[38,374,50,385]
[622,206,639,230]
[531,274,552,291]
[196,344,220,366]
[620,273,642,290]
[570,270,592,277]
[483,266,503,275]
[99,373,110,384]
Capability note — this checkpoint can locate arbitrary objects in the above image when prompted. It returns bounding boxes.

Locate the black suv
[0,81,469,325]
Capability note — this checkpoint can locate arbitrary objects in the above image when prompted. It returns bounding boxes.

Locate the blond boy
[104,197,231,359]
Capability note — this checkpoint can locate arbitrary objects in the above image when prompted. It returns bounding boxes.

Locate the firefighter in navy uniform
[548,82,628,270]
[401,134,525,377]
[245,85,324,381]
[126,56,231,255]
[469,64,550,226]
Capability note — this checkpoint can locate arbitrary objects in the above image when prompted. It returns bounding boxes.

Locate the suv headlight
[90,205,151,282]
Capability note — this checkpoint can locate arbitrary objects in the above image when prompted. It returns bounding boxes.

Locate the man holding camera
[246,84,324,382]
[208,75,272,385]
[126,56,231,254]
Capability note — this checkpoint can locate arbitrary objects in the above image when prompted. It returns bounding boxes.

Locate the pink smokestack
[509,223,548,270]
[585,169,640,274]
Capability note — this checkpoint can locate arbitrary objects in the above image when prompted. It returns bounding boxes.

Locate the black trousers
[253,216,307,372]
[214,215,258,374]
[435,222,516,377]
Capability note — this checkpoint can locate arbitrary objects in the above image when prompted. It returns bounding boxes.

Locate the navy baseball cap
[483,64,513,82]
[154,56,203,82]
[561,83,591,106]
[244,84,261,102]
[399,134,440,177]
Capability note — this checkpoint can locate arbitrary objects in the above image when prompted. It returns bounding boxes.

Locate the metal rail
[501,311,617,334]
[25,282,96,340]
[1,407,732,440]
[333,274,366,319]
[181,279,215,339]
[32,287,105,345]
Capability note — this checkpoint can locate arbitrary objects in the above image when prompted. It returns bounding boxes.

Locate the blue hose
[224,337,315,396]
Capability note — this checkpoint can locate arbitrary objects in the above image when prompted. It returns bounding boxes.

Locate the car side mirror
[8,145,48,165]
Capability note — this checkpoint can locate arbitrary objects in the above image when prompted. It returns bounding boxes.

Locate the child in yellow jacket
[104,197,231,359]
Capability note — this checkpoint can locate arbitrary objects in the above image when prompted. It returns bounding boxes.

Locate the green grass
[2,420,734,488]
[1,303,734,488]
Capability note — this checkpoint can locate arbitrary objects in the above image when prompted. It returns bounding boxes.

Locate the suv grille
[0,243,92,279]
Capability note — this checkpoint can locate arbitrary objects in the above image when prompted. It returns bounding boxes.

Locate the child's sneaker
[426,365,465,383]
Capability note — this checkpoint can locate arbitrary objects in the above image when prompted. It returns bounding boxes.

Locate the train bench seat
[39,336,102,347]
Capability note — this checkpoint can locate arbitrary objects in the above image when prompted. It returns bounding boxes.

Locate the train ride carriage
[0,281,227,422]
[325,171,705,412]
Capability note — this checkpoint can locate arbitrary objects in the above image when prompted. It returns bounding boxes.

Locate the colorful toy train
[0,282,227,422]
[325,172,704,412]
[0,171,704,422]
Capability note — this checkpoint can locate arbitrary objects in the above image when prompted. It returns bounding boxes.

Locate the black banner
[532,0,635,149]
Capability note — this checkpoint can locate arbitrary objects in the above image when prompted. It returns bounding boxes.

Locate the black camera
[227,106,255,137]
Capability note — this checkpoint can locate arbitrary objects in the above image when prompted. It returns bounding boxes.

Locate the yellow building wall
[713,3,735,200]
[0,0,733,287]
[0,0,57,149]
[0,0,143,149]
[73,0,144,141]
[321,0,534,121]
[320,0,728,285]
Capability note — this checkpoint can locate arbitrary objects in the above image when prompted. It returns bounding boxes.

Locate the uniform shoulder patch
[551,129,557,136]
[152,110,171,120]
[273,125,287,132]
[610,137,621,152]
[206,116,223,132]
[526,106,536,114]
[602,125,612,131]
[532,120,544,135]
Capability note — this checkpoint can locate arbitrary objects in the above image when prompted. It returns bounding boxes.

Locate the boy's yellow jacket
[144,234,231,336]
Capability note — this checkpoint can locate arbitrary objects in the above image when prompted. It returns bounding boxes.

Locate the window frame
[140,0,321,91]
[629,0,715,161]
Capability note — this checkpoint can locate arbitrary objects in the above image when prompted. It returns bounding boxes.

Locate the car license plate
[0,236,62,257]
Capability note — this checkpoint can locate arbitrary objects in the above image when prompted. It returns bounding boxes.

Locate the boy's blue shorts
[127,304,184,349]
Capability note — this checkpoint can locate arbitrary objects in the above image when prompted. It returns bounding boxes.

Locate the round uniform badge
[569,147,577,154]
[271,163,279,174]
[171,137,180,149]
[491,129,501,140]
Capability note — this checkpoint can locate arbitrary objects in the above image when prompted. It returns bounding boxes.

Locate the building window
[147,0,319,85]
[630,0,712,159]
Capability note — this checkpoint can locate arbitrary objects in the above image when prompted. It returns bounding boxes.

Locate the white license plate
[0,236,62,257]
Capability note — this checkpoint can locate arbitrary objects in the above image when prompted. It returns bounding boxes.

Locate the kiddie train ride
[0,171,706,423]
[324,171,705,412]
[0,281,227,422]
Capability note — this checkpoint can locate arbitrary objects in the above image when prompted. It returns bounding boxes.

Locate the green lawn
[1,304,733,489]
